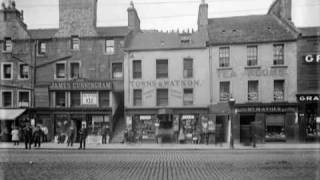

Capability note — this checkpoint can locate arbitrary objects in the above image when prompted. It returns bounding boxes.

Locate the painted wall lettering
[297,95,320,102]
[130,79,202,88]
[304,54,320,64]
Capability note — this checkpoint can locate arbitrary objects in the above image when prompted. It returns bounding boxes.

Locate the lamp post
[228,97,235,149]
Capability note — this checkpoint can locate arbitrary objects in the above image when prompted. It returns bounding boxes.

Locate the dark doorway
[216,116,227,143]
[240,115,255,144]
[158,114,173,143]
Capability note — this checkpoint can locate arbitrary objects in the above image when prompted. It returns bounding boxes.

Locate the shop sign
[303,54,320,64]
[297,95,320,102]
[81,93,98,105]
[130,79,201,88]
[236,106,288,113]
[50,81,112,90]
[181,115,195,119]
[140,115,152,120]
[217,68,288,78]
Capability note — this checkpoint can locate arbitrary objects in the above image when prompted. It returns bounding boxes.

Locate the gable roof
[29,28,58,39]
[125,30,207,51]
[298,27,320,37]
[208,15,297,45]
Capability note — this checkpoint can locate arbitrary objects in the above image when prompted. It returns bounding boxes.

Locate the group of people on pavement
[22,123,47,149]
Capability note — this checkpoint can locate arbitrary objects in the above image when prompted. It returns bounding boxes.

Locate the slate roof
[125,30,207,51]
[29,26,128,39]
[298,27,320,37]
[208,15,297,45]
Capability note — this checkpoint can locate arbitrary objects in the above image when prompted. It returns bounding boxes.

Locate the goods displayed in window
[265,114,286,141]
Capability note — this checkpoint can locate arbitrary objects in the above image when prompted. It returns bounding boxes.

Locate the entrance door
[158,114,173,143]
[216,116,227,143]
[240,115,255,144]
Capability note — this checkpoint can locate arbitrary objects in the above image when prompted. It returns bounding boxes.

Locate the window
[18,91,30,107]
[2,91,12,107]
[55,91,66,107]
[19,64,29,79]
[183,58,193,78]
[219,47,230,67]
[133,60,142,79]
[1,63,12,80]
[219,81,230,101]
[133,89,142,106]
[70,91,80,107]
[180,35,191,44]
[55,62,66,79]
[37,41,46,55]
[247,46,257,66]
[248,80,259,102]
[183,89,193,105]
[156,59,168,78]
[70,62,80,79]
[3,37,12,52]
[273,44,284,65]
[112,63,123,79]
[105,40,114,55]
[99,91,110,107]
[157,89,168,106]
[274,80,285,101]
[71,36,80,50]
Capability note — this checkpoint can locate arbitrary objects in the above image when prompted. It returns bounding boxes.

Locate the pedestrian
[11,127,20,146]
[78,125,87,150]
[23,123,33,150]
[178,128,185,144]
[33,126,42,148]
[123,130,128,144]
[41,125,48,143]
[101,125,108,144]
[67,126,75,147]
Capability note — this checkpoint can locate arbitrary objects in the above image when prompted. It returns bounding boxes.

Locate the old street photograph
[0,0,319,179]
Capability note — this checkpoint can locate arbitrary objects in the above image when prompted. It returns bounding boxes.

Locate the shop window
[183,58,193,78]
[70,91,80,107]
[274,80,284,101]
[132,60,142,79]
[37,41,46,55]
[183,88,193,105]
[19,64,29,80]
[112,63,123,79]
[55,91,66,107]
[247,46,257,66]
[2,91,12,107]
[1,63,12,80]
[273,44,284,65]
[18,91,30,107]
[305,105,320,137]
[71,36,80,50]
[99,91,110,107]
[156,59,168,78]
[157,89,168,106]
[3,37,12,52]
[219,47,230,67]
[265,114,286,141]
[55,62,66,79]
[70,62,80,79]
[248,80,259,102]
[105,39,114,55]
[133,89,142,106]
[219,81,230,101]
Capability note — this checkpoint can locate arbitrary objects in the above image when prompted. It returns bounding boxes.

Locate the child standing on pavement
[11,127,20,146]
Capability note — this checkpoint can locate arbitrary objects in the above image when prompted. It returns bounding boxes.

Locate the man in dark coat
[101,125,108,144]
[23,123,33,150]
[78,125,87,150]
[33,126,42,148]
[67,127,75,147]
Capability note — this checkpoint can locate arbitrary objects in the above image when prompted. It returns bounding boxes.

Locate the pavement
[0,142,320,150]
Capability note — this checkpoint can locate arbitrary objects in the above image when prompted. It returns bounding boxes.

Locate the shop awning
[0,109,26,121]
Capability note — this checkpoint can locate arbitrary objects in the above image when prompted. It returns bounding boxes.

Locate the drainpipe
[209,45,213,104]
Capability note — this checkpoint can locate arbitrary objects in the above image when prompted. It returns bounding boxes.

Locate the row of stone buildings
[0,0,319,144]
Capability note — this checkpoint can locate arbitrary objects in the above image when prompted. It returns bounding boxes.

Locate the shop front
[234,103,297,144]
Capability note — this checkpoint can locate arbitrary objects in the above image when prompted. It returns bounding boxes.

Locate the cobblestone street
[0,149,319,180]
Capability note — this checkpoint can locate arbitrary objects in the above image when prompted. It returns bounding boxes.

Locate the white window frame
[17,90,31,107]
[1,90,13,107]
[105,39,115,55]
[71,36,80,51]
[3,37,13,53]
[18,63,30,80]
[37,41,47,55]
[54,61,67,80]
[69,61,81,80]
[1,62,13,80]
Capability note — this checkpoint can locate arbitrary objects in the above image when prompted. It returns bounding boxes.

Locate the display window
[137,115,155,139]
[181,115,197,141]
[265,114,286,140]
[55,115,70,143]
[87,115,110,136]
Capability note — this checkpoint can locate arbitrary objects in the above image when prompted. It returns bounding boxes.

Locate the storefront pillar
[233,113,240,144]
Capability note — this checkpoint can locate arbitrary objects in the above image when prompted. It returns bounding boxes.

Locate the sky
[13,0,320,30]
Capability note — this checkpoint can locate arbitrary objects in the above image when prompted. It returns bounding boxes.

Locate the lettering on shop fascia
[50,81,112,90]
[236,106,288,113]
[303,54,320,64]
[130,79,202,88]
[297,95,320,102]
[217,68,288,78]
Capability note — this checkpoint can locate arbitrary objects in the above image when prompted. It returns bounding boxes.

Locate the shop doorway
[216,116,227,143]
[240,115,255,144]
[158,114,174,143]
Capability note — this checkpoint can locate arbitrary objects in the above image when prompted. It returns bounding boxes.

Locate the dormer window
[71,36,80,50]
[3,37,12,52]
[180,35,191,44]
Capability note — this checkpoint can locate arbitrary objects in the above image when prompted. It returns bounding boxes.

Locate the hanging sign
[81,93,98,105]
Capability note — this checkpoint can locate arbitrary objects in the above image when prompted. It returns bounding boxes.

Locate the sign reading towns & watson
[50,81,112,90]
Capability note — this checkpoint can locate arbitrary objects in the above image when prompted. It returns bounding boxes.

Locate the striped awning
[0,109,26,121]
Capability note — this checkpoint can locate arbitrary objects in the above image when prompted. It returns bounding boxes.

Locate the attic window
[180,36,191,44]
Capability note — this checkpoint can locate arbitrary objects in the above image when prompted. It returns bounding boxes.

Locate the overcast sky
[13,0,320,30]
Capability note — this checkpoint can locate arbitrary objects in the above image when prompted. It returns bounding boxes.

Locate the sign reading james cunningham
[50,81,112,90]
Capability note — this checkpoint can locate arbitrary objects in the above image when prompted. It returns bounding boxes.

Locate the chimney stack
[197,0,208,31]
[127,1,140,32]
[268,0,292,21]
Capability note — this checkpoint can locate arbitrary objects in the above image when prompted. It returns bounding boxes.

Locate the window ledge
[271,65,288,68]
[217,67,232,70]
[244,66,261,69]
